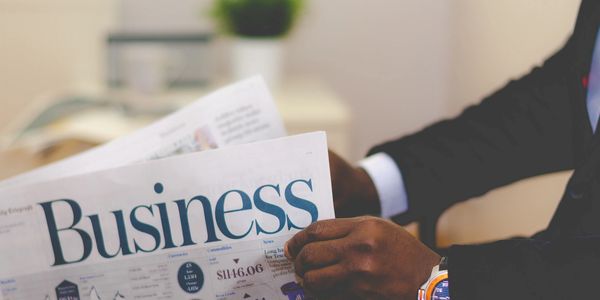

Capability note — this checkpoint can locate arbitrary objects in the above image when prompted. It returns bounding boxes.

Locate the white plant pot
[231,38,284,88]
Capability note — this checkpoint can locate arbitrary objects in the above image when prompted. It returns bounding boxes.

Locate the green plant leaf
[212,0,304,38]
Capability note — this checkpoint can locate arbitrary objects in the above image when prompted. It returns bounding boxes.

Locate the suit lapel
[572,3,600,157]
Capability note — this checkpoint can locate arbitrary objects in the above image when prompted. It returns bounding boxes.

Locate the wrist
[358,153,408,218]
[355,167,381,215]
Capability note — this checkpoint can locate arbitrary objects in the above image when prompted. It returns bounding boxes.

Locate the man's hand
[285,217,441,300]
[329,151,380,217]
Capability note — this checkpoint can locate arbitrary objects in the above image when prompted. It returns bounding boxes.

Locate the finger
[328,151,342,185]
[300,264,349,296]
[285,218,355,259]
[328,151,347,199]
[294,239,344,276]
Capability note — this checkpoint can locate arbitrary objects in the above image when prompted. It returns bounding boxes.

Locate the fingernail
[284,241,292,260]
[297,276,304,287]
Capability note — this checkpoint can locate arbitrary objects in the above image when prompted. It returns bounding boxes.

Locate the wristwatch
[417,256,449,300]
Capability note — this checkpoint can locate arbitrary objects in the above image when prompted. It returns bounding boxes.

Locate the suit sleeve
[448,236,600,299]
[368,44,578,223]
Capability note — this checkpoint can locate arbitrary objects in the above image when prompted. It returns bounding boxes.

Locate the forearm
[369,47,576,219]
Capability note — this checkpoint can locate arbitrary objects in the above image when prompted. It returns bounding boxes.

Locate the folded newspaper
[0,78,335,300]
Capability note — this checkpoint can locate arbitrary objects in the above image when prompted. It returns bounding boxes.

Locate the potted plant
[212,0,304,87]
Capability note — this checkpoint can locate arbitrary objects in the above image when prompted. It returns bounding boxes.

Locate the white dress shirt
[359,153,408,218]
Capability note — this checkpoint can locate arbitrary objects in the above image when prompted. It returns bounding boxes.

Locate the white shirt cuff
[359,153,409,219]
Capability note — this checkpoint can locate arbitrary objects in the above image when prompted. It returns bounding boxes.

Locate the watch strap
[417,256,449,300]
[439,256,448,271]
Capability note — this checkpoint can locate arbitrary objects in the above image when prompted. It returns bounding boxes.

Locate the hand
[329,151,380,217]
[285,216,441,300]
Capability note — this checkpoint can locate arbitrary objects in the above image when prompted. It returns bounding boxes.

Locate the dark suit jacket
[369,1,600,298]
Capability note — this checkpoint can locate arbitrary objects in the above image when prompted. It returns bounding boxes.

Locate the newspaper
[0,132,334,300]
[0,76,286,189]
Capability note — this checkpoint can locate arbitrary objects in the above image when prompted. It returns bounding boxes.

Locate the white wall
[0,0,116,130]
[449,0,580,114]
[286,0,452,159]
[286,0,581,160]
[119,0,212,32]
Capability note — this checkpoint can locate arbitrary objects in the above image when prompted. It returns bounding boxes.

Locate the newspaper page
[0,76,286,189]
[0,132,333,300]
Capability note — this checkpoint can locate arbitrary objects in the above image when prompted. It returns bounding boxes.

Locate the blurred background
[0,0,582,246]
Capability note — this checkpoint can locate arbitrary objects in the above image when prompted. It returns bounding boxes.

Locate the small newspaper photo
[0,78,335,300]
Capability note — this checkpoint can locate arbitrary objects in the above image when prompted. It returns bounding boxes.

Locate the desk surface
[0,139,95,180]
